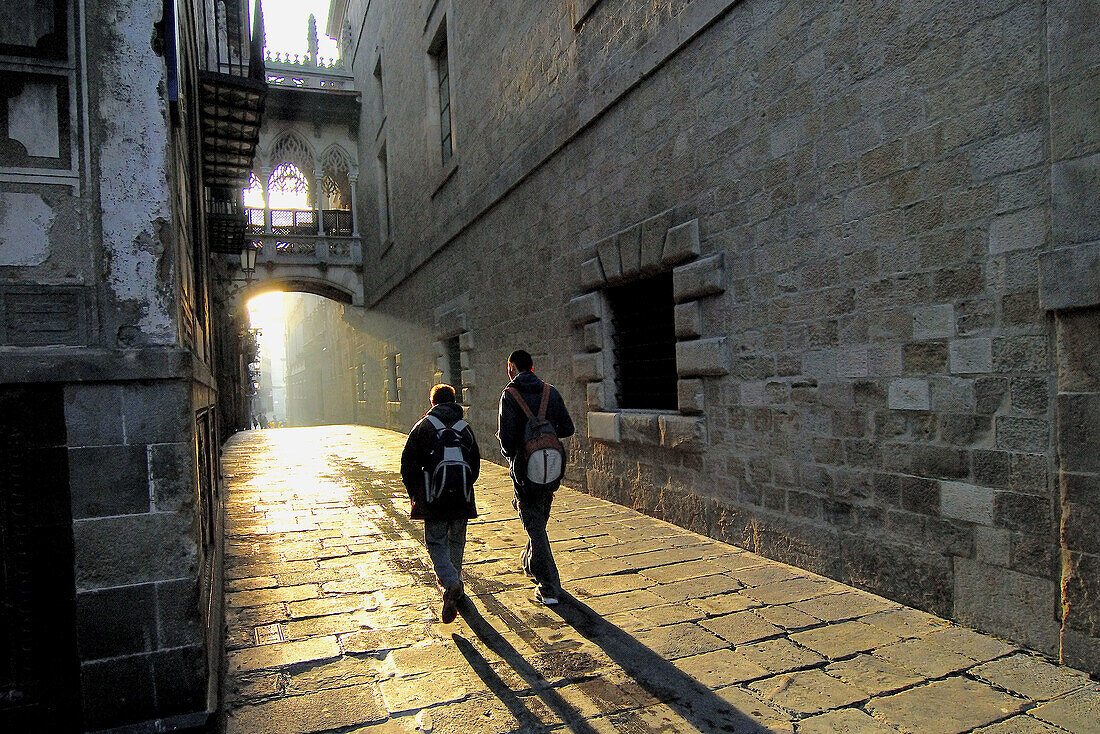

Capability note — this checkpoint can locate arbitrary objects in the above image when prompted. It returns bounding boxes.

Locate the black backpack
[422,415,475,508]
[506,383,565,486]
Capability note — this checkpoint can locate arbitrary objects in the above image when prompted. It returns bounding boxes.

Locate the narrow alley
[220,426,1097,734]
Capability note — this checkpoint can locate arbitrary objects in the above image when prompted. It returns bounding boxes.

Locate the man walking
[498,349,575,605]
[401,384,480,623]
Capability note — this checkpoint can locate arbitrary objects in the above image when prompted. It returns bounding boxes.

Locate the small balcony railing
[246,208,353,237]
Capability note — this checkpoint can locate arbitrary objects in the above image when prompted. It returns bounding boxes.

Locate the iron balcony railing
[246,207,353,237]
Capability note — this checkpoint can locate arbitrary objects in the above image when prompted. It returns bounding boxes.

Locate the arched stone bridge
[235,55,365,306]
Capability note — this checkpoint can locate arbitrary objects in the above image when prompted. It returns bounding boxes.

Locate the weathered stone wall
[337,0,1098,671]
[1042,0,1100,674]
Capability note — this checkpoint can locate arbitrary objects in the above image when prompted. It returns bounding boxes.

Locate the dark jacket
[497,371,575,485]
[401,402,480,520]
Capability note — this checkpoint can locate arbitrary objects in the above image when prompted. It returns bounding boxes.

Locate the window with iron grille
[355,364,368,403]
[387,353,401,402]
[445,335,463,401]
[607,272,677,410]
[377,144,392,242]
[429,24,454,166]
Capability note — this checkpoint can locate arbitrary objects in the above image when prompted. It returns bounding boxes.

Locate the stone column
[313,167,324,236]
[260,167,272,234]
[348,172,358,237]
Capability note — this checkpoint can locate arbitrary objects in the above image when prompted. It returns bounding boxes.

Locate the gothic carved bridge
[220,55,365,306]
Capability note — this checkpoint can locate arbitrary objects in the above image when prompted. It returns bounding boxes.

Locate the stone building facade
[315,0,1100,675]
[1,0,263,729]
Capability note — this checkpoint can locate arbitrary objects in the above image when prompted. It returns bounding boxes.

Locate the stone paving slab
[220,426,1099,734]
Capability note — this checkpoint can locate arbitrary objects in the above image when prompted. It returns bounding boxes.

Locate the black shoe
[535,588,559,606]
[441,582,463,624]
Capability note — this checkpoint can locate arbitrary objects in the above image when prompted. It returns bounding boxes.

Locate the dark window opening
[608,272,677,410]
[377,145,392,242]
[430,25,453,166]
[0,384,80,730]
[445,335,463,401]
[355,363,368,403]
[387,353,401,402]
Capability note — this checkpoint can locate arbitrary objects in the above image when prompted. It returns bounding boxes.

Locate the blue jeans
[424,518,467,589]
[514,480,560,597]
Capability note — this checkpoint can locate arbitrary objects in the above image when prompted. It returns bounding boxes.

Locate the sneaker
[441,582,463,624]
[535,589,559,606]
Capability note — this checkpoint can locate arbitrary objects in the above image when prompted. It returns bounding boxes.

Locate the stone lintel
[572,352,603,382]
[620,412,660,445]
[597,237,622,282]
[678,378,705,415]
[662,218,701,266]
[436,309,466,338]
[617,226,643,279]
[568,292,603,325]
[586,381,606,411]
[639,210,675,272]
[587,411,621,442]
[659,414,707,450]
[579,257,607,291]
[583,321,604,352]
[673,253,725,303]
[674,302,703,339]
[676,337,730,377]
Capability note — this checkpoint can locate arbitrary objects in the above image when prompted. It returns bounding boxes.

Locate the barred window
[445,336,463,401]
[607,272,677,410]
[429,23,454,166]
[387,353,401,403]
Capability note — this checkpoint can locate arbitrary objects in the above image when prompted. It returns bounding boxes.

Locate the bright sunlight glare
[262,0,340,60]
[248,291,287,338]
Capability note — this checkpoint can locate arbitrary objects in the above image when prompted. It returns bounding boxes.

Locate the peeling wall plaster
[96,0,175,344]
[0,192,56,266]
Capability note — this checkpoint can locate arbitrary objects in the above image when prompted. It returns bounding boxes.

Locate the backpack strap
[505,387,536,419]
[537,382,551,418]
[426,415,468,434]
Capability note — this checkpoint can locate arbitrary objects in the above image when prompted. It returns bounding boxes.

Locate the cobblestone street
[220,426,1098,734]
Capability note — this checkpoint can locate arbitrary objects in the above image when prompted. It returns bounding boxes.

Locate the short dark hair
[508,349,533,372]
[430,383,456,404]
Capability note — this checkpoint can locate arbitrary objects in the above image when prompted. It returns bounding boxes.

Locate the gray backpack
[506,383,565,486]
[422,415,474,506]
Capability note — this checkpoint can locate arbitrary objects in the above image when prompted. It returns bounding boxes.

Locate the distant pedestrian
[401,384,480,623]
[497,349,575,605]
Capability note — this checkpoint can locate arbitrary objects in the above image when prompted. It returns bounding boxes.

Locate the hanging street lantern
[240,245,258,282]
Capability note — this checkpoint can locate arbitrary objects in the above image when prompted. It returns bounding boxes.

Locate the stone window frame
[425,9,458,189]
[376,141,393,251]
[432,299,474,406]
[569,211,728,452]
[385,350,401,404]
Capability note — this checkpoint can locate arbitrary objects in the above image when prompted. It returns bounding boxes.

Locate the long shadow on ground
[336,457,771,732]
[549,594,772,733]
[454,600,600,734]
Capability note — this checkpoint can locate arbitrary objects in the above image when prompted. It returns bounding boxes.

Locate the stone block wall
[1042,0,1100,674]
[338,0,1099,671]
[2,0,237,727]
[66,379,207,730]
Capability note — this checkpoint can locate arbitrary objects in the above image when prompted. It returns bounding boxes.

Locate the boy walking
[497,350,575,605]
[401,384,480,623]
